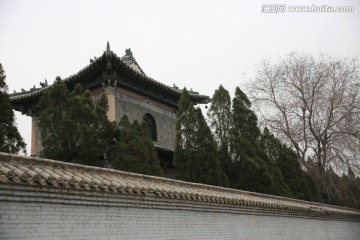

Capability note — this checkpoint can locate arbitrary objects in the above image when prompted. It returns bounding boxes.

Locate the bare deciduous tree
[249,53,360,204]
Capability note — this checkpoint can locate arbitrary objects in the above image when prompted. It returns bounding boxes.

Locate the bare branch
[248,53,360,177]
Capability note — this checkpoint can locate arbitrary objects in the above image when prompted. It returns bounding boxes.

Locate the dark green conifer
[174,89,197,181]
[260,127,317,200]
[230,87,288,195]
[109,116,163,176]
[174,89,226,186]
[0,63,26,154]
[37,80,113,166]
[207,85,233,186]
[193,108,228,186]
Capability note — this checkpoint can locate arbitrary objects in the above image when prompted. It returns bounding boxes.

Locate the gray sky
[0,0,359,154]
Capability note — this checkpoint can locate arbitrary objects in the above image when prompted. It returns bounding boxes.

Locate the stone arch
[143,113,157,142]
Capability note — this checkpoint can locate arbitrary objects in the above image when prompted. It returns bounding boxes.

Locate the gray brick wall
[0,188,359,240]
[114,92,176,148]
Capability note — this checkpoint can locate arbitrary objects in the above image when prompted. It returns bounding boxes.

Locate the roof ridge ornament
[103,41,116,79]
[105,41,113,70]
[106,41,110,51]
[125,48,133,57]
[40,79,48,88]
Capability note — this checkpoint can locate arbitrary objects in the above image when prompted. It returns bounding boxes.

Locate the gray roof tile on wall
[0,152,359,219]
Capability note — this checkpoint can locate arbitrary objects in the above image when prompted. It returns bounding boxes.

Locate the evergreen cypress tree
[193,108,228,186]
[230,87,288,195]
[260,127,317,200]
[174,89,226,186]
[37,79,113,166]
[207,85,233,186]
[343,169,360,209]
[230,87,263,191]
[109,115,163,176]
[0,63,26,154]
[174,89,197,181]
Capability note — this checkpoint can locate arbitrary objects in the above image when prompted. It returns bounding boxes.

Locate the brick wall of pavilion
[114,87,177,148]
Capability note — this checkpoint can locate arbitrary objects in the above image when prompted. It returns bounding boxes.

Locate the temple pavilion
[10,42,210,177]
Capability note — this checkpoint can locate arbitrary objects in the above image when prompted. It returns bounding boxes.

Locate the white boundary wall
[1,186,359,240]
[0,153,359,240]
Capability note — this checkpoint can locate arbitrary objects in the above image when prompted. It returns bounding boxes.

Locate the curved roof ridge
[10,48,210,105]
[112,51,210,101]
[119,48,147,76]
[9,54,107,102]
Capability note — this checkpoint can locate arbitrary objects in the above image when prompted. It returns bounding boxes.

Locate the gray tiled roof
[0,152,359,219]
[10,47,210,105]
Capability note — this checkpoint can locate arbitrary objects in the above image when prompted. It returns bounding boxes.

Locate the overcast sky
[1,0,359,154]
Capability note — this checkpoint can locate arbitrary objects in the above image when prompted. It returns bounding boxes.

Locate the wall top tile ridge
[0,152,359,219]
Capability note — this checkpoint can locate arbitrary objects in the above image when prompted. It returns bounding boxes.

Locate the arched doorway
[143,113,157,142]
